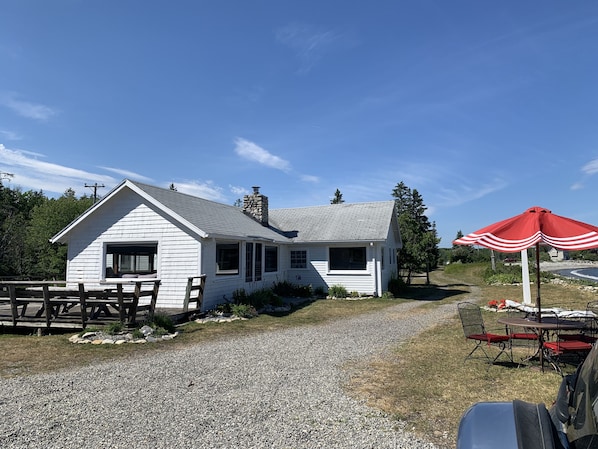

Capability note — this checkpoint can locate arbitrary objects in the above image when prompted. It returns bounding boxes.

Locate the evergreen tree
[331,189,344,204]
[391,181,440,283]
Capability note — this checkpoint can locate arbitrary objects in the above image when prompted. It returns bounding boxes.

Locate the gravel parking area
[0,300,456,449]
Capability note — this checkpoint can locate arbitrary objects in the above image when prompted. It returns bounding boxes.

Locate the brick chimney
[243,186,269,226]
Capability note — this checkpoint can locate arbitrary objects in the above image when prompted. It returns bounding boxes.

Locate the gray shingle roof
[53,180,398,245]
[132,181,289,242]
[268,201,398,243]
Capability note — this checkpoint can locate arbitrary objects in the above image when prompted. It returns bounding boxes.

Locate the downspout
[372,243,381,297]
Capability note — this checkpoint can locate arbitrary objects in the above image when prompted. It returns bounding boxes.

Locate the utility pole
[0,172,14,188]
[0,171,14,181]
[85,182,105,203]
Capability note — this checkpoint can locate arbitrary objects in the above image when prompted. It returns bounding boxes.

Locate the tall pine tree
[391,182,440,283]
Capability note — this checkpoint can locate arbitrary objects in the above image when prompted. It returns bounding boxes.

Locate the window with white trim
[216,242,240,275]
[265,245,278,272]
[290,250,307,269]
[105,243,157,278]
[329,247,366,270]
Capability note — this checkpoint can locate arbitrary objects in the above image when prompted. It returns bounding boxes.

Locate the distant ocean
[557,268,598,282]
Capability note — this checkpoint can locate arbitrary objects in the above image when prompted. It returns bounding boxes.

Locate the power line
[85,183,105,203]
[0,171,14,181]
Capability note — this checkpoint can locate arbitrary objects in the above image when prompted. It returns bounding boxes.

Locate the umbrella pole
[535,242,544,372]
[536,242,541,323]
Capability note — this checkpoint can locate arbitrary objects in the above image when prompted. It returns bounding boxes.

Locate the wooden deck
[0,276,206,331]
[0,280,161,330]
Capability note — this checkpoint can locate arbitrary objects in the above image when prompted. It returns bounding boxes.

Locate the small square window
[290,250,307,269]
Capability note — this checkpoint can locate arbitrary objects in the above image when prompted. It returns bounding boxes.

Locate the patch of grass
[345,264,597,448]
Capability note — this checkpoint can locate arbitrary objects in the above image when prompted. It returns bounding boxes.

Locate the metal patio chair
[457,302,512,365]
[543,316,593,376]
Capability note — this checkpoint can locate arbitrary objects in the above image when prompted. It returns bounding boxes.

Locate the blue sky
[2,1,598,247]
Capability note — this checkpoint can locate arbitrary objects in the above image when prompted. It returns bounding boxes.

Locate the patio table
[497,316,586,371]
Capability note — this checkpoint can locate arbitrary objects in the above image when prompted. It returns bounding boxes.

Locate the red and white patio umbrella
[453,206,598,320]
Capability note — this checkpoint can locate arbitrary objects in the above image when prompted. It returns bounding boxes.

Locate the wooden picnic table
[0,279,161,329]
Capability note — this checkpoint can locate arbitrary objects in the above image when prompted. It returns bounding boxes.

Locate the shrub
[247,288,279,309]
[486,273,520,285]
[216,303,233,315]
[381,291,395,299]
[231,303,258,318]
[271,281,296,297]
[350,291,360,298]
[388,277,406,296]
[151,313,176,333]
[272,281,313,298]
[328,285,348,298]
[105,321,123,335]
[482,264,522,284]
[313,286,326,298]
[232,288,248,305]
[131,328,144,339]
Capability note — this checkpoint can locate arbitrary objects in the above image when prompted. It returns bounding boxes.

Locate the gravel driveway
[0,300,456,449]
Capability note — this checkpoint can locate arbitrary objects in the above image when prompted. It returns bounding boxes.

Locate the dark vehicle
[457,345,598,449]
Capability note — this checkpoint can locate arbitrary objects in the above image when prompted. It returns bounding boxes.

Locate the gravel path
[0,300,457,449]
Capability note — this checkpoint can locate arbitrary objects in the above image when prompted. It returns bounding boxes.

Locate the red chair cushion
[468,333,510,343]
[559,334,597,343]
[543,340,593,354]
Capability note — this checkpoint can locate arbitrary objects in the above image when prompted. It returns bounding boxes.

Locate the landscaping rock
[68,328,178,344]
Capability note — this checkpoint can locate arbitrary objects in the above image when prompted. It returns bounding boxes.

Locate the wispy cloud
[229,185,249,196]
[174,180,226,202]
[0,93,57,121]
[569,158,598,190]
[436,178,509,207]
[301,174,320,183]
[234,137,291,172]
[99,166,153,183]
[0,144,115,195]
[0,129,22,141]
[276,23,343,74]
[581,158,598,175]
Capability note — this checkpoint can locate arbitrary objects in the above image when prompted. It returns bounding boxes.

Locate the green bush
[388,277,406,296]
[313,286,326,298]
[328,285,348,298]
[151,313,176,334]
[485,273,520,285]
[381,291,395,299]
[247,288,279,309]
[216,303,233,314]
[272,281,313,298]
[350,291,360,298]
[232,288,248,304]
[231,303,258,318]
[105,321,123,335]
[483,264,523,285]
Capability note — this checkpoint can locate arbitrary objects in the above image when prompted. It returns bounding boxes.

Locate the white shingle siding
[64,189,202,308]
[53,180,403,310]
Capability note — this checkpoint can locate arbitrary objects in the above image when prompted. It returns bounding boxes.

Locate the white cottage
[51,180,402,310]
